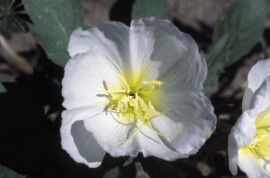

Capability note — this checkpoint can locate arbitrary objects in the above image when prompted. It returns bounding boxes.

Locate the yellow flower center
[99,72,170,142]
[239,107,270,172]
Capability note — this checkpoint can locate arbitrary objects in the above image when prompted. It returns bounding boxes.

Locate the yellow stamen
[98,77,168,142]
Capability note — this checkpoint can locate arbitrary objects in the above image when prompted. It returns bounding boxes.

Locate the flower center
[239,107,270,171]
[99,75,170,142]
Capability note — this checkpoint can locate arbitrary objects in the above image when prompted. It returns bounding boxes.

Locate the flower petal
[238,151,270,178]
[83,111,138,157]
[248,76,270,113]
[247,59,270,93]
[243,59,270,110]
[95,22,131,70]
[130,18,207,89]
[67,22,130,70]
[151,92,216,157]
[242,87,253,111]
[136,123,183,160]
[68,26,100,57]
[61,106,106,168]
[159,55,206,93]
[228,110,257,175]
[62,51,120,109]
[84,109,182,160]
[129,18,157,80]
[228,135,238,176]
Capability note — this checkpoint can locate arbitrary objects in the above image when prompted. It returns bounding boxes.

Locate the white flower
[61,18,216,168]
[228,59,270,178]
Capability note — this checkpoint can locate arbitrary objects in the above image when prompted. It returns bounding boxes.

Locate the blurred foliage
[0,75,15,93]
[212,0,266,66]
[266,0,270,17]
[0,0,28,37]
[203,35,229,95]
[22,0,83,67]
[132,0,169,19]
[204,0,267,95]
[103,168,119,178]
[0,165,25,178]
[107,0,117,10]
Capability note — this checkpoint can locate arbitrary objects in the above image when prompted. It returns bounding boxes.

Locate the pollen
[98,75,169,142]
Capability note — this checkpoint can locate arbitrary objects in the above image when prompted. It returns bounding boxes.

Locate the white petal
[84,110,185,160]
[228,110,257,175]
[247,59,270,93]
[136,123,183,160]
[159,55,207,93]
[61,106,106,168]
[228,133,238,176]
[68,27,97,57]
[242,87,253,111]
[238,151,270,178]
[248,76,270,113]
[151,91,216,157]
[130,18,207,89]
[67,23,129,70]
[129,18,156,80]
[62,51,120,109]
[83,111,138,157]
[231,111,257,148]
[243,59,270,110]
[95,22,131,70]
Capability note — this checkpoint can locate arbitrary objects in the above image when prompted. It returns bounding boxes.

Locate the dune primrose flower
[228,59,270,178]
[61,18,216,168]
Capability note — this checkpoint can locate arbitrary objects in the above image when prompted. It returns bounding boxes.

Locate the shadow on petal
[71,120,106,167]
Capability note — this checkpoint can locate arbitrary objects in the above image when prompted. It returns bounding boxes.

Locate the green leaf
[107,0,117,9]
[103,167,119,178]
[22,0,83,67]
[204,0,267,94]
[212,0,266,66]
[0,165,26,178]
[132,0,169,19]
[0,75,15,94]
[0,0,29,36]
[266,0,270,17]
[203,35,229,95]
